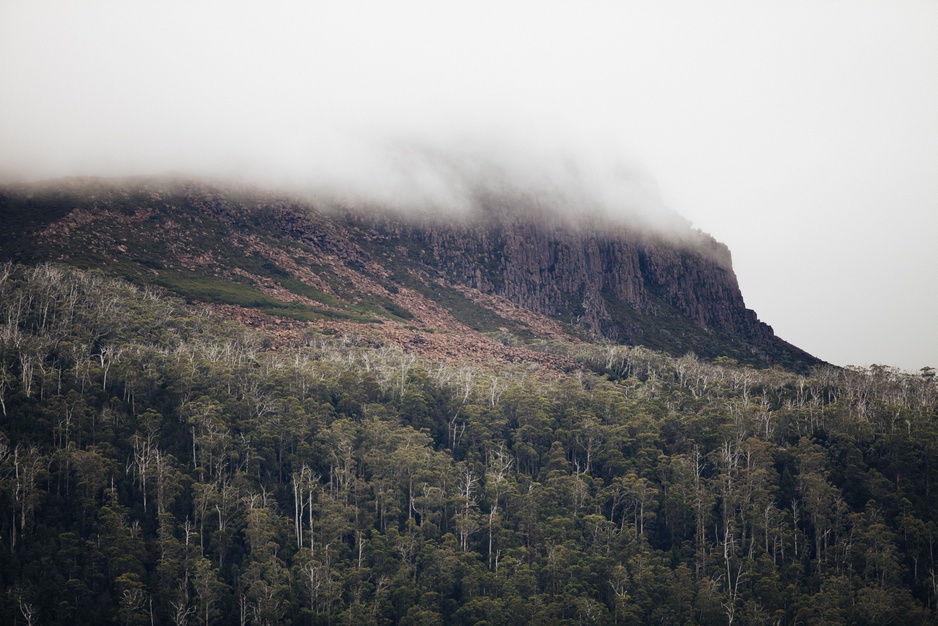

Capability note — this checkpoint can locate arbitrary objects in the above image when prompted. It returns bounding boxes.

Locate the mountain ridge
[0,176,820,372]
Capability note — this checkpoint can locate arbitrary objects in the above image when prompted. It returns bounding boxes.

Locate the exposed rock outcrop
[351,208,776,346]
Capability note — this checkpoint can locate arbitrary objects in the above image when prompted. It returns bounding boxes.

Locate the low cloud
[293,135,691,234]
[0,2,692,236]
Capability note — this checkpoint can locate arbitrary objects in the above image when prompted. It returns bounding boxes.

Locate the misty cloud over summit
[0,0,687,233]
[298,138,691,234]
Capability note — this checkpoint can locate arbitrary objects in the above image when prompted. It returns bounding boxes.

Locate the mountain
[0,176,819,371]
[5,179,938,625]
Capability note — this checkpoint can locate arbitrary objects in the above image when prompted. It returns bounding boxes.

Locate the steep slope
[0,177,819,371]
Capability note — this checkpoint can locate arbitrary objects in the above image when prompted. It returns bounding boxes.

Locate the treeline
[1,263,937,625]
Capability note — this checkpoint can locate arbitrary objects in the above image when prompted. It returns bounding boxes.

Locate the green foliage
[397,270,525,334]
[280,276,414,321]
[0,264,936,624]
[157,273,378,322]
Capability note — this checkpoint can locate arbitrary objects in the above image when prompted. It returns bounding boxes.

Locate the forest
[1,262,937,625]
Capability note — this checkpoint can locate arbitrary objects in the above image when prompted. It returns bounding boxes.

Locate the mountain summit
[0,177,818,371]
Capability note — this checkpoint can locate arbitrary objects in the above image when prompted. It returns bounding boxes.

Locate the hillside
[0,263,934,625]
[0,177,819,372]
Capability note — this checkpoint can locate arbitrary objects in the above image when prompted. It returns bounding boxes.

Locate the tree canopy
[0,263,936,625]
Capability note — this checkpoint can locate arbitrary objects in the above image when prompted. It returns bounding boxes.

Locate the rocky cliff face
[349,207,776,347]
[0,178,817,370]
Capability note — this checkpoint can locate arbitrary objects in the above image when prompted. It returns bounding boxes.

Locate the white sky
[1,0,936,371]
